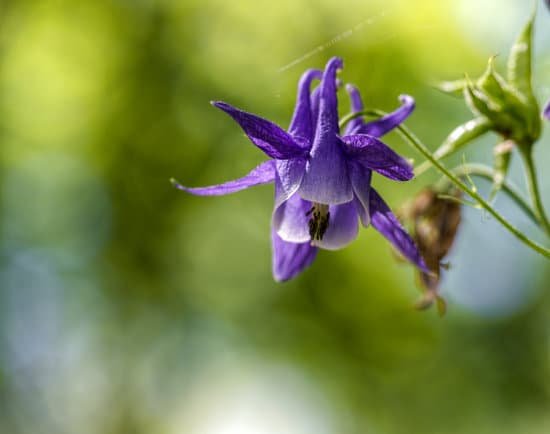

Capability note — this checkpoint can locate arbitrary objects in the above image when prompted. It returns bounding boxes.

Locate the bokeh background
[1,0,550,433]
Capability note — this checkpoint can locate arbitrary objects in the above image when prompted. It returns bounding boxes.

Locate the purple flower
[174,57,426,281]
[544,100,550,121]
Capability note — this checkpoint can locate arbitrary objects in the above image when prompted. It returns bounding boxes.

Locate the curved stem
[340,110,550,258]
[339,111,369,130]
[519,148,550,236]
[440,163,540,227]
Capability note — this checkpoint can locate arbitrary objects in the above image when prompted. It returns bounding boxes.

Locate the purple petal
[355,95,415,138]
[344,84,365,135]
[544,100,550,121]
[310,78,342,139]
[369,188,428,272]
[212,101,306,159]
[173,160,275,196]
[349,162,372,226]
[274,158,306,210]
[310,86,320,138]
[299,57,354,205]
[315,57,342,140]
[342,134,413,181]
[273,192,311,243]
[288,69,323,143]
[272,229,317,282]
[312,200,359,250]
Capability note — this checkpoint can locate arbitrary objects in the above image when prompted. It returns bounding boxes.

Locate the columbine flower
[173,57,426,281]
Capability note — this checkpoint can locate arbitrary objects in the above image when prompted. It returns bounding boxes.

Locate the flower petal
[312,200,359,250]
[310,86,320,138]
[342,134,413,181]
[273,192,311,243]
[544,100,550,121]
[274,158,306,210]
[212,101,306,159]
[349,162,372,226]
[172,160,275,196]
[272,229,317,282]
[356,95,415,138]
[299,57,354,204]
[369,188,428,272]
[288,69,323,143]
[344,84,365,135]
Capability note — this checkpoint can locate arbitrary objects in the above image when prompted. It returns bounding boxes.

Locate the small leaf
[434,117,492,161]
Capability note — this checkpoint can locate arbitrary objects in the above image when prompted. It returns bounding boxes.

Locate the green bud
[464,81,520,132]
[463,81,501,118]
[476,55,540,145]
[507,12,541,145]
[464,78,534,145]
[477,57,508,101]
[434,117,492,161]
[437,13,542,161]
[507,13,534,100]
[477,57,525,111]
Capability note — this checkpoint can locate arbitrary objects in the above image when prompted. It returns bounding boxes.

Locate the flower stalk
[438,163,539,227]
[519,148,550,235]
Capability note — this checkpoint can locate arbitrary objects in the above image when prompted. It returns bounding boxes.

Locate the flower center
[306,203,330,241]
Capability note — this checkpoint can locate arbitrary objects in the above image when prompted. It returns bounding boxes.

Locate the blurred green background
[1,0,550,433]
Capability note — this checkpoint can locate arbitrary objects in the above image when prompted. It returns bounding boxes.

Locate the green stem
[519,148,550,236]
[339,110,550,258]
[440,163,540,227]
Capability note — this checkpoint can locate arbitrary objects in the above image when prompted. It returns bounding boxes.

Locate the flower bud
[433,14,541,202]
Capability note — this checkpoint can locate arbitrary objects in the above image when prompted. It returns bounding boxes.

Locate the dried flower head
[400,188,462,314]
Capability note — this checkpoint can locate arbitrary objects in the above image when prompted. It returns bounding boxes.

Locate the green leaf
[434,117,492,161]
